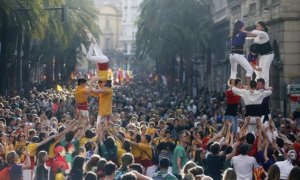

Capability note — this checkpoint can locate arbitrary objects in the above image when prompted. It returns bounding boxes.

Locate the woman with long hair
[252,21,274,87]
[267,164,280,180]
[35,151,48,180]
[69,156,85,180]
[229,20,256,87]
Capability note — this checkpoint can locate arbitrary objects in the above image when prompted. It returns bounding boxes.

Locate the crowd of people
[0,19,300,180]
[0,70,299,180]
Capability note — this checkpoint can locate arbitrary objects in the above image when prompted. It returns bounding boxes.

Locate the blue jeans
[224,115,237,133]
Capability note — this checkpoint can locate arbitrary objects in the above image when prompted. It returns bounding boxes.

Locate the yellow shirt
[55,173,65,180]
[27,143,38,156]
[146,127,156,136]
[79,136,97,147]
[117,148,126,166]
[75,86,88,104]
[131,146,141,160]
[49,140,60,159]
[15,141,27,151]
[138,143,152,161]
[91,87,113,116]
[163,138,175,144]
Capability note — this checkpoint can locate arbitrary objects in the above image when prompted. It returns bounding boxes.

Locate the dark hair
[232,20,244,37]
[85,129,95,139]
[210,142,220,155]
[129,163,143,174]
[78,78,87,85]
[246,133,255,144]
[85,141,93,151]
[31,136,40,143]
[206,142,214,152]
[121,153,134,167]
[276,137,284,148]
[257,21,269,32]
[257,78,265,85]
[121,173,137,180]
[234,78,241,86]
[123,140,131,152]
[189,166,204,177]
[267,164,280,180]
[239,143,249,155]
[70,156,85,176]
[105,80,112,88]
[135,134,141,143]
[250,80,257,89]
[104,161,116,176]
[65,131,74,142]
[104,136,115,149]
[288,167,300,180]
[144,134,151,143]
[85,171,97,180]
[159,157,170,169]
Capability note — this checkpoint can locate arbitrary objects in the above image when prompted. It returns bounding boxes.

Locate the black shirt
[206,154,226,180]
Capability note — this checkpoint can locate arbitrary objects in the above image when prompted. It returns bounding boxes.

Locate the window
[249,3,256,15]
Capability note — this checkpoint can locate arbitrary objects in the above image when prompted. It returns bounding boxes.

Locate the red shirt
[226,89,240,104]
[52,155,69,174]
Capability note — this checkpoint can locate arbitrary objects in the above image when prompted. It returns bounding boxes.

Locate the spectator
[152,157,178,180]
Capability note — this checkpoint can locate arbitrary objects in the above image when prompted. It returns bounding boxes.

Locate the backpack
[0,166,11,180]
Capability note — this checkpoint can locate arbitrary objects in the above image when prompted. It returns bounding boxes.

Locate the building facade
[120,0,143,55]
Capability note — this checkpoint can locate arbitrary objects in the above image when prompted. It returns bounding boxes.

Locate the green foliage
[0,0,100,85]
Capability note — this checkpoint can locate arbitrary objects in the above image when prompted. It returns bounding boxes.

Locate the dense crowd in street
[0,70,299,180]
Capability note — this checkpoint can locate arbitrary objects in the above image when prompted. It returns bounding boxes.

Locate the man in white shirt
[232,143,259,180]
[232,80,272,133]
[275,150,296,180]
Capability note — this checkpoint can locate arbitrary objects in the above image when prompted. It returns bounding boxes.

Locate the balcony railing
[213,7,230,23]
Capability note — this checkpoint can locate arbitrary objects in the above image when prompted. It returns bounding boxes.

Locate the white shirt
[232,155,258,180]
[275,160,294,180]
[232,87,272,105]
[252,30,269,44]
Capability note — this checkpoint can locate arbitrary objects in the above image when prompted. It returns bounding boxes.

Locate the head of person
[141,134,151,144]
[210,142,221,155]
[129,163,144,174]
[257,78,265,90]
[98,80,106,88]
[182,161,196,176]
[240,143,250,155]
[71,156,85,172]
[121,173,137,180]
[179,131,188,144]
[287,150,297,162]
[233,19,245,36]
[159,157,170,170]
[104,136,115,149]
[189,166,204,177]
[267,164,280,180]
[37,151,48,165]
[7,151,19,165]
[234,78,242,88]
[78,78,87,86]
[121,153,134,167]
[256,21,269,32]
[54,146,66,157]
[245,133,256,144]
[85,171,97,180]
[221,168,236,180]
[288,167,300,180]
[250,80,257,89]
[104,161,117,177]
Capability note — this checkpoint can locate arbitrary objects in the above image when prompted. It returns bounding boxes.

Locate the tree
[136,0,213,94]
